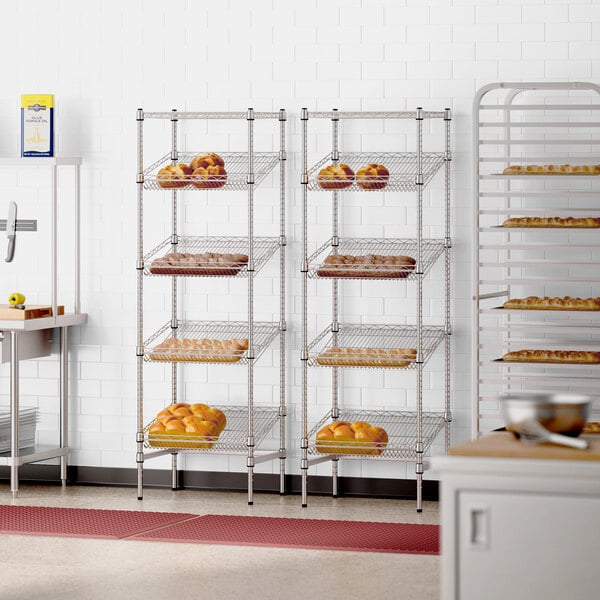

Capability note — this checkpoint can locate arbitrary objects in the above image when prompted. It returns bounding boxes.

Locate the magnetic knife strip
[0,220,37,231]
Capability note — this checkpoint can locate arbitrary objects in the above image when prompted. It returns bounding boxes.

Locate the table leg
[59,326,68,486]
[10,331,19,497]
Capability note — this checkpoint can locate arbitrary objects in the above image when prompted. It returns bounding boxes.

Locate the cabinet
[473,82,600,437]
[136,109,286,504]
[433,434,600,600]
[0,157,87,495]
[300,109,452,511]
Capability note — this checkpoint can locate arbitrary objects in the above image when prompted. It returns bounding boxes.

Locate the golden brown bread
[502,216,600,228]
[356,164,390,190]
[191,164,227,188]
[149,338,249,363]
[316,254,416,279]
[149,252,249,276]
[502,164,600,175]
[502,349,600,364]
[148,402,227,449]
[157,164,194,188]
[316,347,417,368]
[315,420,389,455]
[317,164,355,189]
[189,153,225,170]
[503,296,600,311]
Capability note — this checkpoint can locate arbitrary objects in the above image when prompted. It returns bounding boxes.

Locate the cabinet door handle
[468,505,490,550]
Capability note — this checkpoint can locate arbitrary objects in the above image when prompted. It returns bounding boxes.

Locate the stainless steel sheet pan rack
[136,108,287,504]
[473,82,600,436]
[301,108,452,511]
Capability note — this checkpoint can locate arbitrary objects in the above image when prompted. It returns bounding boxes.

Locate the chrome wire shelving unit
[301,108,452,511]
[136,109,287,504]
[473,82,600,436]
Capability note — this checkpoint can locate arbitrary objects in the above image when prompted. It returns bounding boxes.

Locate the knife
[5,201,16,262]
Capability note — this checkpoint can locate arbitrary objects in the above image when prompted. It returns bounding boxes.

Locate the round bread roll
[157,164,193,188]
[317,164,355,189]
[356,164,390,190]
[191,165,227,189]
[190,153,225,170]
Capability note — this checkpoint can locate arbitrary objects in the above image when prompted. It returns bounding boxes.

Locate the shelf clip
[301,173,309,185]
[301,350,309,361]
[136,346,144,357]
[170,234,178,245]
[444,107,452,121]
[136,173,144,184]
[279,109,287,121]
[300,437,309,450]
[136,259,144,270]
[301,108,308,121]
[279,319,286,332]
[415,173,424,186]
[136,108,144,122]
[331,235,339,247]
[136,452,144,464]
[444,150,452,162]
[247,436,255,448]
[279,234,287,247]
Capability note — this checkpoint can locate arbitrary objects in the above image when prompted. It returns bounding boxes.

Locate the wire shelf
[144,320,280,365]
[143,111,282,120]
[143,152,280,191]
[307,111,448,120]
[307,323,446,369]
[143,406,279,453]
[307,409,446,460]
[307,238,445,280]
[143,236,280,278]
[306,152,445,192]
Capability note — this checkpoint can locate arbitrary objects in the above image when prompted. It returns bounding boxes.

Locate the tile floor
[0,483,440,600]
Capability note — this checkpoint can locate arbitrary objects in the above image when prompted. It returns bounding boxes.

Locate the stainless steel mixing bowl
[499,392,591,438]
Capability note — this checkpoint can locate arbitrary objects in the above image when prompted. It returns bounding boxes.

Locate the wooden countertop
[449,431,600,462]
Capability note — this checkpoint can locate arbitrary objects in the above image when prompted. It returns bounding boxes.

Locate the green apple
[8,292,26,306]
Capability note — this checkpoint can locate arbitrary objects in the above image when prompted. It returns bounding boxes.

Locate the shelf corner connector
[301,173,309,185]
[136,452,144,464]
[444,236,452,248]
[136,108,144,121]
[444,410,453,423]
[170,233,178,245]
[279,149,287,161]
[300,437,309,450]
[246,174,255,185]
[171,109,178,122]
[445,324,452,335]
[331,108,339,121]
[444,150,452,162]
[416,107,424,120]
[444,107,452,121]
[301,260,309,273]
[247,261,255,272]
[279,234,287,247]
[170,318,178,329]
[415,173,424,185]
[301,107,308,121]
[136,259,144,270]
[331,321,340,333]
[278,407,287,417]
[279,108,286,121]
[332,149,339,161]
[279,319,287,331]
[136,432,144,443]
[301,350,309,361]
[136,173,144,184]
[247,107,255,121]
[331,235,339,247]
[247,436,255,448]
[136,346,144,357]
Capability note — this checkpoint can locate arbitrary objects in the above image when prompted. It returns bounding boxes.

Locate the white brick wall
[0,0,598,482]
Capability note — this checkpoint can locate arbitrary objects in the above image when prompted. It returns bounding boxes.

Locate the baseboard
[0,464,439,501]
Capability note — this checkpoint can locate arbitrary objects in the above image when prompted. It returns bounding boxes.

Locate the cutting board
[449,431,600,462]
[0,304,65,320]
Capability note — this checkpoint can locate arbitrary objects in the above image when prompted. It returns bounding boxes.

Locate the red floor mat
[0,505,196,539]
[133,514,440,554]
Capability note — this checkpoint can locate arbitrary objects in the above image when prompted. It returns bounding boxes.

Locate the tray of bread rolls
[144,405,279,453]
[307,409,445,459]
[496,349,600,366]
[307,323,445,369]
[307,238,445,280]
[144,236,280,278]
[144,321,280,365]
[306,151,445,192]
[144,151,280,192]
[500,296,600,312]
[498,216,600,229]
[498,164,600,176]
